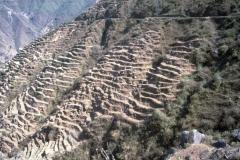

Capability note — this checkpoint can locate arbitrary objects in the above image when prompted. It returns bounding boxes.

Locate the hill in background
[0,0,96,62]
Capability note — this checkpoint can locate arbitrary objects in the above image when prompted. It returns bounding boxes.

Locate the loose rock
[232,129,240,141]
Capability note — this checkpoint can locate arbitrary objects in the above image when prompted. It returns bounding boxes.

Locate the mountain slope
[0,0,96,62]
[0,0,239,159]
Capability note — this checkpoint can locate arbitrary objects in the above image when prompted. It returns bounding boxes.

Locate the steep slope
[0,0,96,62]
[0,0,239,159]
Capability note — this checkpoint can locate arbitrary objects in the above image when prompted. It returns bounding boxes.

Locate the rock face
[0,0,239,159]
[181,130,206,145]
[0,0,96,62]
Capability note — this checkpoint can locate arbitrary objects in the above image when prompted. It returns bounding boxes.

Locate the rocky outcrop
[169,144,213,160]
[181,129,206,145]
[207,147,240,160]
[169,145,240,160]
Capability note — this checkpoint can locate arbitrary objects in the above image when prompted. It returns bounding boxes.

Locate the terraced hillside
[0,0,239,159]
